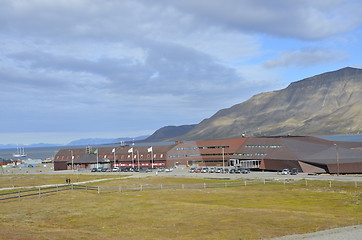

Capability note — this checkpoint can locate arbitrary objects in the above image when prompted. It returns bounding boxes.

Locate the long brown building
[54,136,362,173]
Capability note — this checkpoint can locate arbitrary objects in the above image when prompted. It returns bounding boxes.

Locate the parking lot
[2,164,362,182]
[55,166,362,182]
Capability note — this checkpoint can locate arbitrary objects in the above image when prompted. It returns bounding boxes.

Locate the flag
[112,148,116,153]
[93,149,98,154]
[147,147,153,152]
[128,148,133,153]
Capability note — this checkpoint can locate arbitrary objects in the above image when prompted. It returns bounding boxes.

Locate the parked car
[235,168,242,174]
[97,167,103,172]
[112,167,119,172]
[281,169,290,175]
[91,168,97,172]
[139,168,152,173]
[201,167,208,173]
[165,168,173,172]
[229,169,235,174]
[189,168,196,173]
[241,168,250,174]
[195,168,202,173]
[290,168,298,175]
[209,167,216,173]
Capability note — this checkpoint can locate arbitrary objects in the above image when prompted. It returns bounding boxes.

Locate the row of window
[57,154,164,160]
[169,153,234,158]
[176,145,230,151]
[245,145,282,148]
[233,153,268,157]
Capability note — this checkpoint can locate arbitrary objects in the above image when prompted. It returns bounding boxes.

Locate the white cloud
[263,47,348,68]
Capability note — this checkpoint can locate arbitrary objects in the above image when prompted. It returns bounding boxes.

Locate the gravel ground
[270,225,362,240]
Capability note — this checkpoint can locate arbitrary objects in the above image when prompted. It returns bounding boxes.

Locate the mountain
[146,124,196,141]
[67,136,149,146]
[175,67,362,140]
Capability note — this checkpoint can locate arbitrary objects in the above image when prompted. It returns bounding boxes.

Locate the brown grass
[0,174,121,188]
[0,177,361,240]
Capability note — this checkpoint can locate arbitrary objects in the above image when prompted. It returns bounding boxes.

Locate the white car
[165,168,173,172]
[281,169,290,175]
[112,167,119,172]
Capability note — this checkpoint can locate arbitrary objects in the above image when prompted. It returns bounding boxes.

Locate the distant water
[318,135,362,142]
[0,146,66,160]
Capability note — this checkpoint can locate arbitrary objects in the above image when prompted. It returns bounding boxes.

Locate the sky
[1,0,362,145]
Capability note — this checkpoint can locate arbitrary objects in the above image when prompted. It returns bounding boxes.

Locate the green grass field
[0,176,361,240]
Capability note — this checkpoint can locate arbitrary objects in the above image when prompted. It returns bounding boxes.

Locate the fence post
[263,179,266,184]
[244,180,247,186]
[18,190,21,201]
[119,185,122,193]
[329,181,332,188]
[72,184,74,191]
[98,186,100,194]
[56,185,58,192]
[160,184,163,190]
[204,183,206,189]
[355,181,358,188]
[225,182,227,188]
[182,184,184,189]
[140,185,142,191]
[38,187,41,198]
[305,179,308,187]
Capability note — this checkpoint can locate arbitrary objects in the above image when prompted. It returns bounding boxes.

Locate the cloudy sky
[1,0,362,145]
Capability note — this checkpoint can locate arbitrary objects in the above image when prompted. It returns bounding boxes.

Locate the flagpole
[96,149,99,169]
[112,148,116,167]
[137,150,140,169]
[151,149,154,169]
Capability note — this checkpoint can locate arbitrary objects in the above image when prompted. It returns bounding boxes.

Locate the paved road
[270,225,362,240]
[2,165,362,182]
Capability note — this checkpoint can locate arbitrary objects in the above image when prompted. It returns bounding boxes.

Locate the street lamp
[334,144,340,176]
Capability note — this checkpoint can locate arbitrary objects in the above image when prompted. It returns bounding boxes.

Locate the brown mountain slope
[179,67,362,140]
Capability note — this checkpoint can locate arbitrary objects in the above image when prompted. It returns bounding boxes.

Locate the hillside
[175,67,362,140]
[145,125,196,141]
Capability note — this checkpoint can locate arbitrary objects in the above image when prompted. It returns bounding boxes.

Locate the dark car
[290,168,298,175]
[91,168,97,172]
[229,169,235,174]
[241,168,250,174]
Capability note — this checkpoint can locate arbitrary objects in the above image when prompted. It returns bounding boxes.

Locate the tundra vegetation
[0,175,361,239]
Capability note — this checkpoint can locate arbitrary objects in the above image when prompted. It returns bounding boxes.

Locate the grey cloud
[7,40,242,99]
[1,0,360,43]
[160,0,362,40]
[263,48,348,68]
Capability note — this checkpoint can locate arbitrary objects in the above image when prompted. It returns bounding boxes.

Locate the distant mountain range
[66,136,149,146]
[146,67,362,141]
[0,136,149,149]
